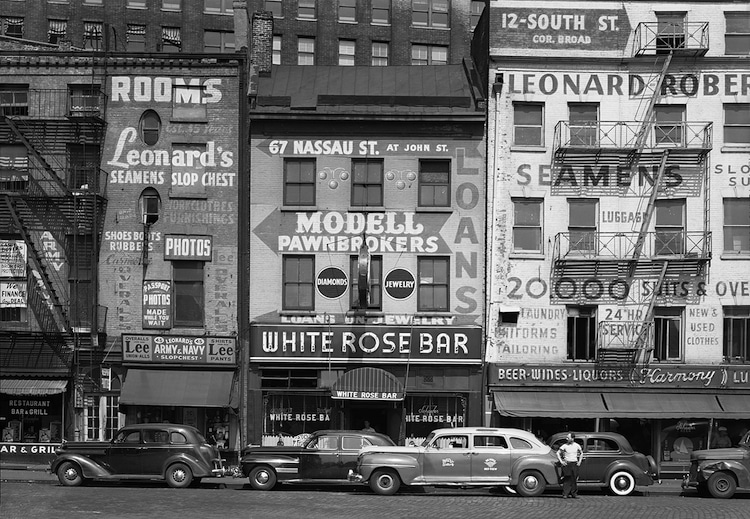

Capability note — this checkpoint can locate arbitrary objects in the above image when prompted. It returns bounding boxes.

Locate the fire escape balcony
[596,320,654,370]
[633,22,709,57]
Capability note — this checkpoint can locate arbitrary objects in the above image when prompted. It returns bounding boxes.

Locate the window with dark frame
[350,255,382,310]
[173,260,205,327]
[0,85,29,116]
[411,44,448,65]
[568,103,599,147]
[140,187,161,225]
[724,104,750,145]
[655,12,686,53]
[273,35,282,65]
[162,0,182,11]
[284,158,316,206]
[283,256,315,310]
[339,0,356,22]
[372,41,388,66]
[513,103,543,146]
[68,234,94,328]
[412,0,449,28]
[161,27,182,52]
[418,257,449,312]
[83,21,103,50]
[654,199,685,255]
[512,199,543,253]
[204,30,235,53]
[69,84,101,116]
[1,17,24,39]
[372,0,390,24]
[139,110,161,146]
[298,0,316,19]
[204,0,233,14]
[48,19,67,44]
[654,105,685,146]
[126,24,146,52]
[723,198,750,253]
[723,307,749,362]
[568,306,596,361]
[265,0,282,17]
[67,144,100,190]
[725,12,750,55]
[298,37,315,65]
[654,307,683,362]
[568,199,597,253]
[419,159,450,207]
[351,159,383,207]
[470,1,484,31]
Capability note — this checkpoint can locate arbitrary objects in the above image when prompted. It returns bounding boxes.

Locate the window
[171,431,188,443]
[265,0,282,17]
[419,159,450,207]
[48,19,67,44]
[513,103,543,146]
[1,17,23,39]
[350,255,382,310]
[298,37,315,65]
[67,144,99,189]
[512,199,543,253]
[204,0,233,14]
[83,0,102,4]
[418,257,449,312]
[656,12,686,53]
[724,104,750,145]
[69,85,101,116]
[204,30,235,52]
[68,235,94,327]
[568,306,596,361]
[140,187,161,225]
[654,307,683,361]
[0,85,29,116]
[372,42,388,66]
[568,199,597,252]
[725,12,750,55]
[474,435,508,448]
[162,27,181,52]
[126,24,146,51]
[298,0,316,19]
[162,0,182,11]
[83,22,103,50]
[351,159,383,207]
[339,0,356,22]
[568,103,599,146]
[723,198,750,253]
[273,35,282,65]
[470,1,484,31]
[339,39,355,65]
[127,0,147,8]
[173,261,204,327]
[283,256,315,310]
[723,307,749,362]
[654,199,685,255]
[412,0,449,28]
[655,105,685,146]
[372,0,390,24]
[284,158,316,206]
[411,44,447,65]
[139,110,161,146]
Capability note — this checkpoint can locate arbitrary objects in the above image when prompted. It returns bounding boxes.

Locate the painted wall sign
[122,334,235,365]
[253,210,451,254]
[164,235,212,260]
[384,268,416,300]
[142,280,172,329]
[0,281,27,308]
[110,77,223,103]
[316,267,348,299]
[258,139,481,158]
[250,324,482,363]
[489,364,750,389]
[0,240,26,278]
[492,7,630,50]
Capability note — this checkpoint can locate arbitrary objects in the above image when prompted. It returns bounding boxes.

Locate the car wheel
[369,469,401,496]
[166,463,193,488]
[707,471,737,499]
[57,461,84,487]
[608,470,636,496]
[248,465,277,491]
[516,470,546,497]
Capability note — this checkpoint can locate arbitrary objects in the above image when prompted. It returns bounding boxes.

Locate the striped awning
[0,379,68,395]
[331,367,405,401]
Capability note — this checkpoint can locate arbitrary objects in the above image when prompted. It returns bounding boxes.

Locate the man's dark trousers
[561,463,579,497]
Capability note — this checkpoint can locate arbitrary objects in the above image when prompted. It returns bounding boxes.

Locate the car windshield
[422,432,436,447]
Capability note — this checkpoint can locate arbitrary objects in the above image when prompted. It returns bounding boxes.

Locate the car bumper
[348,469,364,483]
[211,459,232,477]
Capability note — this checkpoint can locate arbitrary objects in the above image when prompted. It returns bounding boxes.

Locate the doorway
[339,401,404,444]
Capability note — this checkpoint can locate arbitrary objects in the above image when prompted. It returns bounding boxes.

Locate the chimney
[248,10,273,97]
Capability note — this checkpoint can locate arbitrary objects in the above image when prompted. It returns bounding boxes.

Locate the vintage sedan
[547,431,659,496]
[682,429,750,498]
[349,427,559,496]
[50,423,229,488]
[240,429,396,490]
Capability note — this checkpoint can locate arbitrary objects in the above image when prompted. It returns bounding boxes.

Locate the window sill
[509,253,545,260]
[510,145,546,152]
[126,6,148,10]
[296,17,318,22]
[721,145,750,153]
[281,205,317,212]
[161,8,182,13]
[204,11,234,16]
[370,22,391,27]
[720,253,750,260]
[348,206,385,212]
[416,206,452,213]
[410,25,450,31]
[170,117,208,124]
[280,310,323,317]
[338,20,358,25]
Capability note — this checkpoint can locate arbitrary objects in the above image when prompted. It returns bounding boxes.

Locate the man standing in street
[557,432,583,498]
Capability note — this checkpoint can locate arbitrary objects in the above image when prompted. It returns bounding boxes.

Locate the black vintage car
[50,423,229,488]
[240,429,395,490]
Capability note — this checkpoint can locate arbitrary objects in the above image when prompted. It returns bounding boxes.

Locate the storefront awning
[717,394,750,418]
[0,379,68,395]
[119,370,237,408]
[331,367,405,401]
[601,393,724,418]
[493,391,608,418]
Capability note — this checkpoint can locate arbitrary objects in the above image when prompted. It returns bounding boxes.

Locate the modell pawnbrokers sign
[122,334,235,365]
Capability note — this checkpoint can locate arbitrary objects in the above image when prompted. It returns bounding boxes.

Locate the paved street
[1,472,748,519]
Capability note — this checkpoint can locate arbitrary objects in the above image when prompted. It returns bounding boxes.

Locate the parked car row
[49,424,749,499]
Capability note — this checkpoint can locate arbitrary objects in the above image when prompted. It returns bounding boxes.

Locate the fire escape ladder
[632,261,668,367]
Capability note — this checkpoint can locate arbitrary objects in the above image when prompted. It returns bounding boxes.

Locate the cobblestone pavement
[1,477,748,519]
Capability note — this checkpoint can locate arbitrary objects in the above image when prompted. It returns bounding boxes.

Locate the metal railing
[633,22,709,56]
[553,231,712,261]
[553,121,712,151]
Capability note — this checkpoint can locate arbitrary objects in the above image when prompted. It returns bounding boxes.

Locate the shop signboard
[0,281,26,308]
[164,235,212,261]
[142,280,171,329]
[0,240,26,278]
[122,334,235,365]
[316,267,348,299]
[384,268,416,300]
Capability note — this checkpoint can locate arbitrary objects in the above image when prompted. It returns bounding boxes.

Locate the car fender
[697,460,750,489]
[51,453,114,479]
[510,455,559,484]
[240,454,299,476]
[161,453,216,478]
[357,453,420,484]
[602,460,654,486]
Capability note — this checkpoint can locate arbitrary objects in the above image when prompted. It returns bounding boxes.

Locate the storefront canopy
[119,370,237,408]
[716,394,750,418]
[601,392,725,418]
[0,379,68,395]
[493,391,608,418]
[331,367,405,401]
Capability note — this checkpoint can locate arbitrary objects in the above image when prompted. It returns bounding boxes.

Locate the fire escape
[550,21,712,372]
[1,82,108,394]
